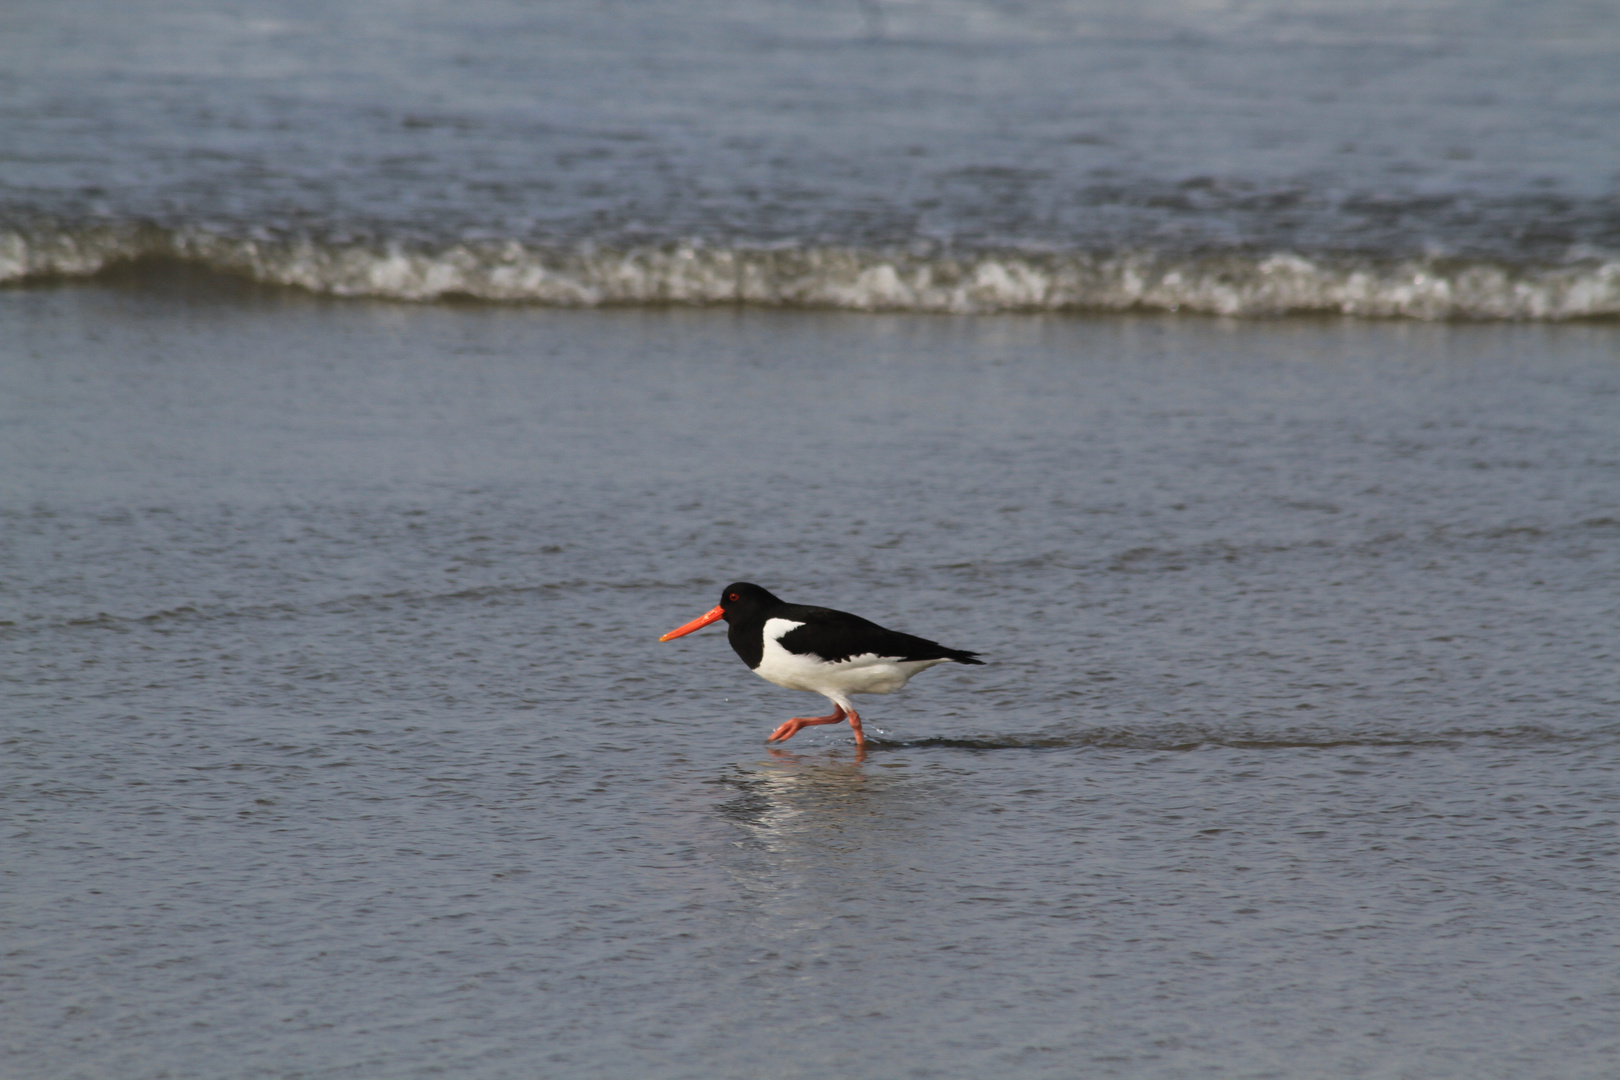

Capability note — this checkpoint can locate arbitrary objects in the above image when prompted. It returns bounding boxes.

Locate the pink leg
[846,707,866,749]
[767,704,846,744]
[767,705,867,750]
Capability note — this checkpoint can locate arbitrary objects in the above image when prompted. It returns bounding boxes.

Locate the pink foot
[768,704,846,743]
[766,705,866,750]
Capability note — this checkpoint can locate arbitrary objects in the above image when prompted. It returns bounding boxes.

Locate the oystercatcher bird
[659,582,983,750]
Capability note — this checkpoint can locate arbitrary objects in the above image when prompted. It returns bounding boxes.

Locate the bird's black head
[716,582,783,623]
[659,582,786,643]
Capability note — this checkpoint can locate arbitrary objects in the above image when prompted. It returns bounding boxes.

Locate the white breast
[752,618,948,702]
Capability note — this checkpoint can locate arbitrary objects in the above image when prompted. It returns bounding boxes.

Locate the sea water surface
[4,1,1620,1078]
[4,279,1619,1078]
[3,0,1619,316]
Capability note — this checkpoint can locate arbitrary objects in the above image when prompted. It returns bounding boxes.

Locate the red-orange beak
[658,604,725,641]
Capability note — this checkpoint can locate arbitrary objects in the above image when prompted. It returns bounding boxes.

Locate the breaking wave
[5,223,1619,320]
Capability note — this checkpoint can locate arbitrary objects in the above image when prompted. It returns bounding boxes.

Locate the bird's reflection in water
[715,749,873,846]
[712,747,938,937]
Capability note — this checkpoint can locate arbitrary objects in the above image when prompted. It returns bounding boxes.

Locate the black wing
[775,604,983,666]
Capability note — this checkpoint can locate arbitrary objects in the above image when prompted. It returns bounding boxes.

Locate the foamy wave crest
[4,224,1619,320]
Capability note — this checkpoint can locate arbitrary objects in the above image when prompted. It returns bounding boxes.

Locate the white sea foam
[3,225,1618,321]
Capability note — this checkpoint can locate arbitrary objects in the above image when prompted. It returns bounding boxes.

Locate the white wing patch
[753,617,948,701]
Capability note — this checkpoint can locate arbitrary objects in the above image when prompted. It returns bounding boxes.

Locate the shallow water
[4,280,1618,1078]
[4,0,1618,315]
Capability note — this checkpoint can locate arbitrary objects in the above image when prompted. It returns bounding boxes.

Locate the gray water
[4,275,1619,1078]
[3,0,1619,315]
[5,2,1620,1077]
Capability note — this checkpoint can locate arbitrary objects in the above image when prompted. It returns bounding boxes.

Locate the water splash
[5,224,1618,320]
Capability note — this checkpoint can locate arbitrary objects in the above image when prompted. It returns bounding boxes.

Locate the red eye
[728,592,739,601]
